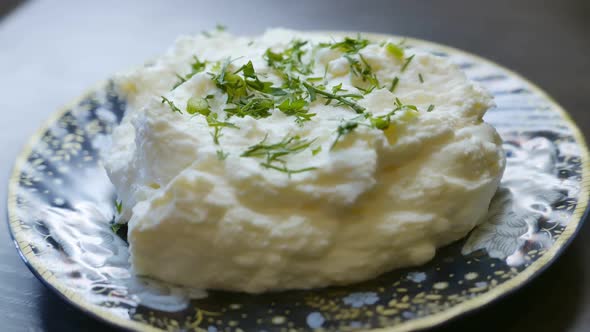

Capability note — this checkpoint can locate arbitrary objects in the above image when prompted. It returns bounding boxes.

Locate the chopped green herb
[331,83,346,94]
[216,149,229,160]
[111,223,122,233]
[312,145,322,156]
[202,24,227,37]
[389,76,399,92]
[394,97,418,111]
[385,42,405,59]
[427,104,435,112]
[345,54,380,92]
[214,59,291,120]
[370,116,390,130]
[260,163,317,175]
[115,200,123,214]
[161,96,182,113]
[418,73,424,83]
[369,107,404,131]
[224,96,274,118]
[277,98,316,124]
[173,56,207,90]
[302,81,365,114]
[307,77,324,82]
[187,96,211,115]
[241,135,317,176]
[213,58,248,103]
[324,35,370,54]
[331,120,361,150]
[206,113,239,145]
[264,39,313,75]
[401,54,415,72]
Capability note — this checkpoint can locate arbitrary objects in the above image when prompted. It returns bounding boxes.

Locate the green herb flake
[111,223,122,233]
[303,81,365,114]
[264,39,313,75]
[277,98,316,124]
[331,121,360,150]
[115,200,123,214]
[370,116,390,130]
[389,76,399,92]
[312,145,322,156]
[345,54,380,92]
[325,35,370,54]
[427,104,435,112]
[202,24,227,37]
[418,73,424,83]
[385,42,405,59]
[206,113,239,145]
[173,56,208,90]
[216,149,229,160]
[241,135,317,176]
[161,96,182,114]
[187,96,211,116]
[401,54,415,72]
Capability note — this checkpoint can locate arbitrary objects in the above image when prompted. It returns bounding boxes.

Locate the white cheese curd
[104,28,505,293]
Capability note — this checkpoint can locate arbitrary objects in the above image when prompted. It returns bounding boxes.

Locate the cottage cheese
[104,29,505,293]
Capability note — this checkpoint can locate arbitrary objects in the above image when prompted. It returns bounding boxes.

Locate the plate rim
[6,31,590,332]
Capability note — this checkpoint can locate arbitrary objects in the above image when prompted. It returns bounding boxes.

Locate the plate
[7,32,590,332]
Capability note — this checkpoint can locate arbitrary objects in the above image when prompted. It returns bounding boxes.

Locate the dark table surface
[1,0,589,331]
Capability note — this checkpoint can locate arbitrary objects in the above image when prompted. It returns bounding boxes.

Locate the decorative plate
[7,32,589,332]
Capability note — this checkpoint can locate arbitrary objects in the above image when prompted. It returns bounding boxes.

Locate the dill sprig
[277,98,316,124]
[172,56,207,90]
[213,59,274,119]
[330,97,421,149]
[302,81,365,114]
[206,113,239,145]
[264,39,313,75]
[331,120,361,150]
[323,35,370,54]
[241,135,318,175]
[161,96,182,113]
[345,54,380,93]
[215,59,317,124]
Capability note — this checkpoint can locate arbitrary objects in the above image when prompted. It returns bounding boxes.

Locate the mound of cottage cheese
[105,28,505,293]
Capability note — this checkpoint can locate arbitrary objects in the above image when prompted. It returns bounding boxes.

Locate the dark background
[0,0,588,331]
